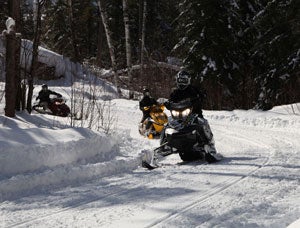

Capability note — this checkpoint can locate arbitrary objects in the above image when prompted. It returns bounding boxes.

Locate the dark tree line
[0,0,299,116]
[175,0,300,110]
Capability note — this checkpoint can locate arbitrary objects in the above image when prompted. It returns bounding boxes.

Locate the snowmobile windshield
[169,99,192,111]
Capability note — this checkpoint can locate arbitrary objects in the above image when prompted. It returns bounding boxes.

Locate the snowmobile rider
[165,70,217,154]
[139,88,158,127]
[36,84,62,110]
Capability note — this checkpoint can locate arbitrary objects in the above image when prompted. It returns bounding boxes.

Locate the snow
[0,46,299,227]
[0,83,299,227]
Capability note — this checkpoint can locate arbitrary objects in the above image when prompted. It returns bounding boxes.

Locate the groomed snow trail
[1,102,299,228]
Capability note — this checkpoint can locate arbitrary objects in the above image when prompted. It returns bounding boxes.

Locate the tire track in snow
[5,173,148,228]
[5,122,295,227]
[146,124,275,227]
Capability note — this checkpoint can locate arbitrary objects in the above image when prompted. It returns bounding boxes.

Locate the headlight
[182,108,191,117]
[171,108,191,118]
[165,128,178,135]
[171,110,180,118]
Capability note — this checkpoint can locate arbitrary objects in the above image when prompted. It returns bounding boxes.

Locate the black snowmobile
[142,98,222,169]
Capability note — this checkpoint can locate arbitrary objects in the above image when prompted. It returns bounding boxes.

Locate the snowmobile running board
[141,142,223,170]
[142,153,222,170]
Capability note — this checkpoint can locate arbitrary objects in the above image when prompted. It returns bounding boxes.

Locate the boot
[198,118,217,154]
[204,141,217,154]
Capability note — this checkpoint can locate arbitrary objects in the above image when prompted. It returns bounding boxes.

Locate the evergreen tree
[174,0,300,110]
[71,0,98,60]
[175,0,243,109]
[0,1,9,31]
[145,0,180,60]
[253,0,300,109]
[43,0,72,57]
[232,0,265,108]
[43,0,98,62]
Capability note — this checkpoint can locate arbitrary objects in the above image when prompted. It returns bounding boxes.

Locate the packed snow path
[0,100,299,227]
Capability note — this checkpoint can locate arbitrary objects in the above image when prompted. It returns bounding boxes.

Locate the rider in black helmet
[36,84,62,110]
[167,70,205,118]
[139,88,157,124]
[165,70,217,154]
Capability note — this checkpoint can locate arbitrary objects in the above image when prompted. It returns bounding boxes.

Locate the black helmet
[143,88,150,96]
[176,70,191,90]
[42,84,48,90]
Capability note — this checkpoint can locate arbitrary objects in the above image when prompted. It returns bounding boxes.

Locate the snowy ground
[0,83,299,227]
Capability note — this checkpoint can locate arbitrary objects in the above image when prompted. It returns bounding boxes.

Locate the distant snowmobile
[142,98,222,169]
[33,96,70,117]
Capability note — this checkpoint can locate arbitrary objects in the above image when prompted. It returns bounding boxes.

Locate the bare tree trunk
[97,0,120,95]
[4,18,17,117]
[67,0,80,61]
[140,0,147,79]
[138,0,143,61]
[15,35,22,110]
[10,0,22,111]
[96,17,104,67]
[122,0,133,98]
[27,0,44,113]
[3,0,21,116]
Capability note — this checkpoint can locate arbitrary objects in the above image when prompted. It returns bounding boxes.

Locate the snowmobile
[142,98,222,169]
[139,103,168,139]
[33,96,71,117]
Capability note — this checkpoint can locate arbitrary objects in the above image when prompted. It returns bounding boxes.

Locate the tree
[67,0,80,61]
[26,0,46,113]
[4,17,18,117]
[96,0,119,94]
[43,0,72,57]
[139,0,147,78]
[122,0,133,98]
[175,0,242,109]
[4,0,22,116]
[10,0,22,111]
[252,0,300,109]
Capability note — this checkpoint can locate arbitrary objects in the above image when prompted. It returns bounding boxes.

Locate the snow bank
[0,113,123,176]
[0,133,118,176]
[20,39,80,78]
[205,104,300,129]
[0,112,145,201]
[0,155,141,201]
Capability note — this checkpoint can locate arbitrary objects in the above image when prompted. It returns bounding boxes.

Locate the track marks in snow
[148,123,299,227]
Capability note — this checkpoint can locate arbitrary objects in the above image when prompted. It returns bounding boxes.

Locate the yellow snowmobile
[139,104,168,139]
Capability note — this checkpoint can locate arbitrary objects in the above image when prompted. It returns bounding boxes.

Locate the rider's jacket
[139,95,157,111]
[139,95,157,121]
[37,90,61,103]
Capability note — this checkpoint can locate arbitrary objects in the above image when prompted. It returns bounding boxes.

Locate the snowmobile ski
[205,152,223,163]
[142,161,159,170]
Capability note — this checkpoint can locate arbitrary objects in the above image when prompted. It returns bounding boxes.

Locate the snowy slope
[0,86,299,228]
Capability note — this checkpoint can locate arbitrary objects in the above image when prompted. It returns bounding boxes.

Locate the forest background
[0,0,299,115]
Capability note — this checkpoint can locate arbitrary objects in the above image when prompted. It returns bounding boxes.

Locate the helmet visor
[177,77,189,84]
